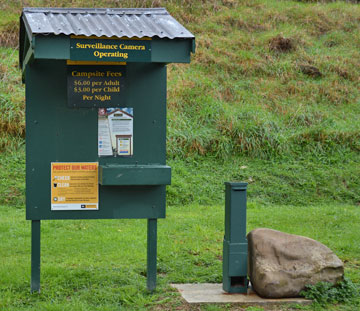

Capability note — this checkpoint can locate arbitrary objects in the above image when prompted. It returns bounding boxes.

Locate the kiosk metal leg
[147,218,157,292]
[31,220,41,293]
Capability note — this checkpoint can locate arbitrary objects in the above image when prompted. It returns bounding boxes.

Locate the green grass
[0,203,359,311]
[168,153,360,206]
[0,148,24,207]
[0,47,24,152]
[1,146,359,212]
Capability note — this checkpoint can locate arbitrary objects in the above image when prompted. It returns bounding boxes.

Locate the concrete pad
[171,283,312,306]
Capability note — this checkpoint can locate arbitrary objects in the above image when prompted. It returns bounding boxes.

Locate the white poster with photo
[98,108,133,157]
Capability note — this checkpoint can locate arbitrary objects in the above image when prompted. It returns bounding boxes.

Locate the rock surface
[247,228,344,298]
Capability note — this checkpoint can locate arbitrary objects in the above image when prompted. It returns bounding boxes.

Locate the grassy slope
[164,0,360,206]
[167,0,360,158]
[1,0,360,206]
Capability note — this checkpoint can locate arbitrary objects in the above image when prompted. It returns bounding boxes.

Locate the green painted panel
[26,60,168,220]
[223,241,248,276]
[34,35,70,60]
[99,165,171,185]
[151,39,191,63]
[224,182,248,243]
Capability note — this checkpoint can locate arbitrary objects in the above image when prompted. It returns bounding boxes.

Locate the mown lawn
[1,202,359,311]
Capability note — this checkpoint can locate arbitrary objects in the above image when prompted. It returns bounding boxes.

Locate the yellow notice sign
[51,162,99,211]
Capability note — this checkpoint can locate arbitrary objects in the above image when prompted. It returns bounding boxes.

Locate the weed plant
[300,278,360,306]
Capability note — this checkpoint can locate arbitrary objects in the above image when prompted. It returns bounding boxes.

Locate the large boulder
[247,228,344,298]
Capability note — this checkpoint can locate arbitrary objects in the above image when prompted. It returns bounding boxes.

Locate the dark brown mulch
[269,35,294,53]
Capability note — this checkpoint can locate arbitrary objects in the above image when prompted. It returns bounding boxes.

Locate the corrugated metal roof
[21,7,195,40]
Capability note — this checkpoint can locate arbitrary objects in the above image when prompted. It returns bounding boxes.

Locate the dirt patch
[299,64,322,78]
[269,35,294,53]
[222,0,237,7]
[0,21,19,48]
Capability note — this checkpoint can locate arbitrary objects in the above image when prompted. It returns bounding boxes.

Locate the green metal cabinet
[20,7,195,292]
[223,182,248,293]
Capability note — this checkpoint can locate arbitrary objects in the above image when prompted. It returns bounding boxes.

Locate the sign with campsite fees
[51,162,99,211]
[21,6,194,293]
[70,38,151,62]
[67,65,126,107]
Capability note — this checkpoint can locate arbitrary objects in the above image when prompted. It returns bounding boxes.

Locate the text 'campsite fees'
[70,38,151,62]
[67,65,126,107]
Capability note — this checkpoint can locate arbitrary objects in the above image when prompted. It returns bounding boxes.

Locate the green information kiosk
[19,7,195,292]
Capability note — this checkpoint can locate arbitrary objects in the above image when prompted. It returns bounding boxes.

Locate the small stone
[247,228,344,298]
